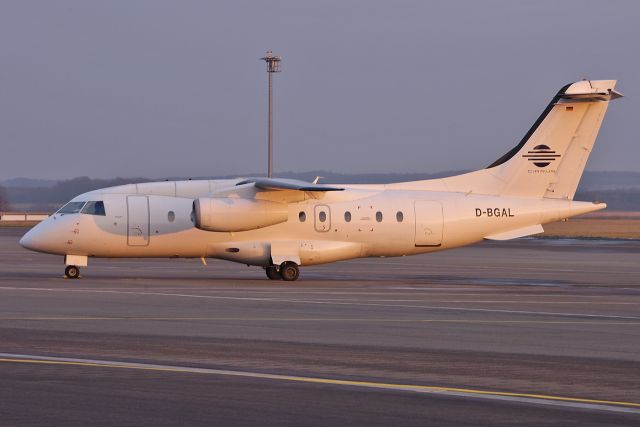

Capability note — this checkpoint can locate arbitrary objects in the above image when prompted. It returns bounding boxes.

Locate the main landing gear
[64,265,80,279]
[265,262,300,282]
[265,266,281,280]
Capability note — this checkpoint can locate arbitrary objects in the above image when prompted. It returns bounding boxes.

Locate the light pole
[260,50,281,178]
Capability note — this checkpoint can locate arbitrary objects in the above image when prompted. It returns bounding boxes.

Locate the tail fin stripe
[486,83,572,169]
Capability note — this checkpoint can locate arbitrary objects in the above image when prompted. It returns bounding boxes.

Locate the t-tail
[402,80,622,206]
[485,79,622,200]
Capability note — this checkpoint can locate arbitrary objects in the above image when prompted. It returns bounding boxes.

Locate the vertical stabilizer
[387,80,622,198]
[486,80,622,199]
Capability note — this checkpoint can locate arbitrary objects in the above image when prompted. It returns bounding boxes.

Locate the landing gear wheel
[279,262,300,282]
[65,265,80,279]
[265,266,282,280]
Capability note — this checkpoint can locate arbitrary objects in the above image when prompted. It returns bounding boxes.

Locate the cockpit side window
[57,201,86,214]
[82,201,106,216]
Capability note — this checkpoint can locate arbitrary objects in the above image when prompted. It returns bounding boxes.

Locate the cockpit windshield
[82,201,106,216]
[57,201,86,214]
[56,200,106,216]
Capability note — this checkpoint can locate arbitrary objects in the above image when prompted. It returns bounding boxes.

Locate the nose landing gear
[64,265,80,279]
[63,255,87,279]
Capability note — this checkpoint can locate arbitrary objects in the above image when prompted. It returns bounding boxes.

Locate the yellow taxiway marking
[0,316,639,325]
[0,355,638,413]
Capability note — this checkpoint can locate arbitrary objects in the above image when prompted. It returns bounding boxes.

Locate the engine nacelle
[193,197,288,232]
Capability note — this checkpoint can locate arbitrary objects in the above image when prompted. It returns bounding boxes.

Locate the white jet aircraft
[20,80,622,281]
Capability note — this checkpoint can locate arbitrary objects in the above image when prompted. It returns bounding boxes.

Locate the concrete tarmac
[1,227,639,426]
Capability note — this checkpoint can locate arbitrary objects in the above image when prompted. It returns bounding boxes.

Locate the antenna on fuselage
[260,50,282,178]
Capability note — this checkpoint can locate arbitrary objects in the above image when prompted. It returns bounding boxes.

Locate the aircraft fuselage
[21,179,603,268]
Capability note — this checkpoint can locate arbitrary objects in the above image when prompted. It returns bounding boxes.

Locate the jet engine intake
[193,198,288,232]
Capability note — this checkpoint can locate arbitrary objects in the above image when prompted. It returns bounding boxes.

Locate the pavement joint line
[6,288,634,299]
[0,316,639,325]
[0,353,638,414]
[0,287,613,297]
[0,286,639,321]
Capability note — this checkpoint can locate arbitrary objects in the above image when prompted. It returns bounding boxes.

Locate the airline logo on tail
[522,145,560,168]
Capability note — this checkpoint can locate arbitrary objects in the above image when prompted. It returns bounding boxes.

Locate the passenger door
[314,205,331,232]
[414,201,443,246]
[127,196,150,246]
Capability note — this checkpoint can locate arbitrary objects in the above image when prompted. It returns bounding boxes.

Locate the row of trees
[0,186,9,211]
[6,177,150,205]
[3,175,640,212]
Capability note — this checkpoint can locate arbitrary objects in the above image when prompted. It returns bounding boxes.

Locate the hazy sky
[1,0,638,180]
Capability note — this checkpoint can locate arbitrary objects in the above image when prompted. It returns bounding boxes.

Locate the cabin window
[58,201,86,214]
[319,211,327,222]
[168,211,176,222]
[396,211,404,222]
[299,211,306,222]
[344,211,352,222]
[82,201,106,216]
[376,211,383,222]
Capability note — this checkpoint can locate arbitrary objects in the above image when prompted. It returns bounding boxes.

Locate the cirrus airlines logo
[522,144,560,168]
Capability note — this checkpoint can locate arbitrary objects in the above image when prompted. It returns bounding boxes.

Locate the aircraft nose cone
[19,222,57,253]
[19,228,38,251]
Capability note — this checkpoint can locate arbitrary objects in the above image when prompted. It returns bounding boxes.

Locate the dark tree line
[0,186,9,211]
[6,177,151,205]
[575,189,640,211]
[3,174,640,212]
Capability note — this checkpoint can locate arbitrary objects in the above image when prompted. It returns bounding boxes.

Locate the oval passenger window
[168,211,175,222]
[376,211,383,222]
[299,211,306,222]
[319,211,327,222]
[344,211,351,222]
[396,211,404,222]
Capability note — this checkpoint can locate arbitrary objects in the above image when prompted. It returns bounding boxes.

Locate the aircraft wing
[236,178,344,192]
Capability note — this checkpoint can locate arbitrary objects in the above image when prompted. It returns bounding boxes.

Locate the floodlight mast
[260,51,281,178]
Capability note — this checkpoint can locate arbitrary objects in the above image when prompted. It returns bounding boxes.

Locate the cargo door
[414,201,443,246]
[127,196,150,246]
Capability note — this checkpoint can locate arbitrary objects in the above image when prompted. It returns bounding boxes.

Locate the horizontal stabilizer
[484,224,544,241]
[237,178,344,192]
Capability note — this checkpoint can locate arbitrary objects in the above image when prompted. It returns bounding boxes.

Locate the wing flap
[237,178,344,192]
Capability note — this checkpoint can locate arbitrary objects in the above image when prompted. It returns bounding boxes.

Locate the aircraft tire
[279,262,300,282]
[265,266,282,280]
[65,265,80,279]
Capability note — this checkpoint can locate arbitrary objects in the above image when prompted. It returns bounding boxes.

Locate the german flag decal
[522,144,560,168]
